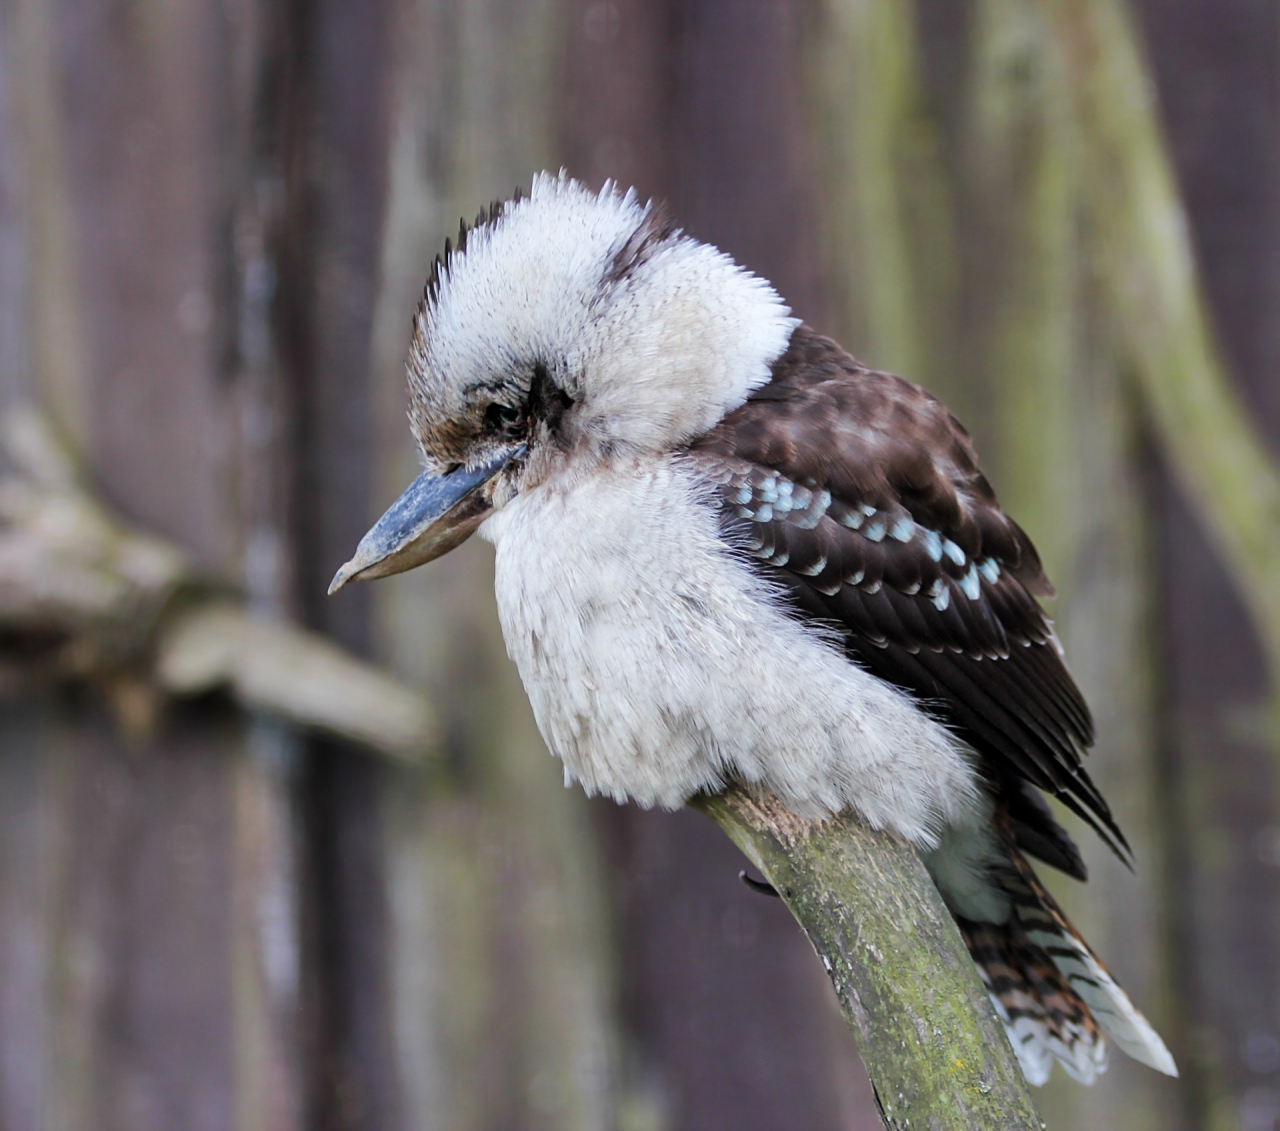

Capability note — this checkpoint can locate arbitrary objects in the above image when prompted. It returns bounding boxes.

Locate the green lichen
[694,787,1041,1131]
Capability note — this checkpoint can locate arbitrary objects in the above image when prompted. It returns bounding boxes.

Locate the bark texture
[696,786,1041,1131]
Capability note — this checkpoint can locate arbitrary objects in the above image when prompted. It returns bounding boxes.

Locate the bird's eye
[483,402,525,435]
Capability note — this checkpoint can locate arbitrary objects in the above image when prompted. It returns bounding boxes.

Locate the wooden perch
[694,786,1041,1131]
[0,408,434,760]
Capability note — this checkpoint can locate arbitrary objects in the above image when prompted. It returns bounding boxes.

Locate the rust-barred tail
[957,841,1178,1086]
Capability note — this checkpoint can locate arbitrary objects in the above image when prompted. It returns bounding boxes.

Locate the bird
[330,171,1177,1086]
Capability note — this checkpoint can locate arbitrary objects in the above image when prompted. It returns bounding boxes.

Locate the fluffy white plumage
[355,171,1177,1087]
[481,453,985,847]
[429,173,982,852]
[412,173,799,463]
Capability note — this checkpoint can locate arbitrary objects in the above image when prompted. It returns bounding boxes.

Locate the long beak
[328,448,520,594]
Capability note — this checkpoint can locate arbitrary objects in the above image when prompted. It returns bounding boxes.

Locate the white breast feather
[481,456,984,850]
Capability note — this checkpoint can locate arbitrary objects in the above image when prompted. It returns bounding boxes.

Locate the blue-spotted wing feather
[686,325,1125,869]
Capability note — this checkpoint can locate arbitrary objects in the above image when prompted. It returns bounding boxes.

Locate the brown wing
[686,325,1123,869]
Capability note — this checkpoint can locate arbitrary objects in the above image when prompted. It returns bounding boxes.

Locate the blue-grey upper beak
[328,448,521,594]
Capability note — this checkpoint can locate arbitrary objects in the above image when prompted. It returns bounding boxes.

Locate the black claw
[739,870,780,898]
[871,1081,889,1125]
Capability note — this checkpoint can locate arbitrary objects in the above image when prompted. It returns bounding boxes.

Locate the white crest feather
[410,172,798,461]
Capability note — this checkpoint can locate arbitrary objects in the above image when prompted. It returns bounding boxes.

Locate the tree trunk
[0,0,275,1128]
[367,0,622,1127]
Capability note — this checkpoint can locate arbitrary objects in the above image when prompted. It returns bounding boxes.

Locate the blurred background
[0,0,1276,1128]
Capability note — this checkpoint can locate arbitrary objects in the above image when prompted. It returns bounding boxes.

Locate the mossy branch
[1054,0,1280,681]
[694,786,1041,1131]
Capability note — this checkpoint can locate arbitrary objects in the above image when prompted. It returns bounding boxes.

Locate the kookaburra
[331,172,1176,1086]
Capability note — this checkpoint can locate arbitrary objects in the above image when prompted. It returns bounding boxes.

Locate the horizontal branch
[0,408,435,760]
[156,602,434,761]
[694,786,1041,1131]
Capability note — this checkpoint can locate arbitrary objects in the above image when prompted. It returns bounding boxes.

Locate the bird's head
[330,172,795,592]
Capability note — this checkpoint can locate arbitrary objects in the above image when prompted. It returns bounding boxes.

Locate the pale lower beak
[328,449,520,594]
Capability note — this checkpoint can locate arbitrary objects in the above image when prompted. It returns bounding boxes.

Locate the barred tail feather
[958,844,1177,1085]
[1005,847,1178,1078]
[958,916,1107,1085]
